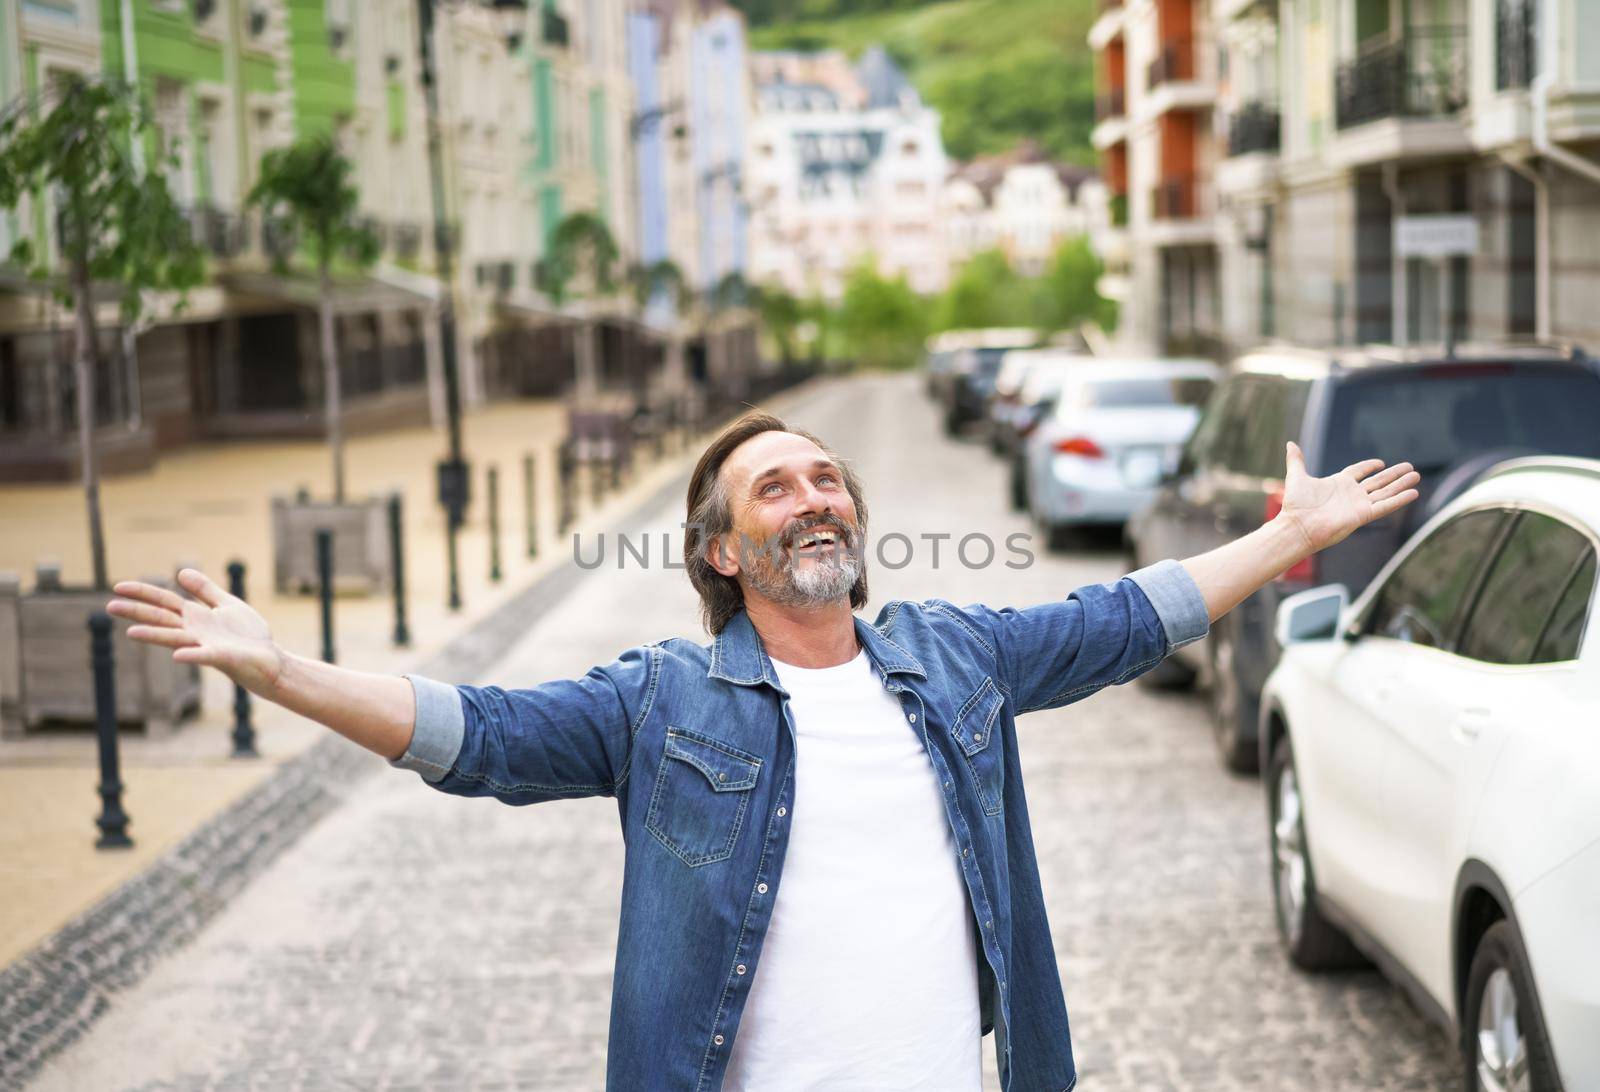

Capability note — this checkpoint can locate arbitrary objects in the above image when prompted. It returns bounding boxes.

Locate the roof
[1459,456,1600,533]
[854,46,917,109]
[1233,340,1591,379]
[946,141,1099,201]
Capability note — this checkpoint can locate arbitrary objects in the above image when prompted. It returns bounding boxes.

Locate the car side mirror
[1274,584,1350,646]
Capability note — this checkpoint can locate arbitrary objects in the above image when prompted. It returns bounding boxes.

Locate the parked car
[1125,342,1600,772]
[987,349,1084,468]
[1023,359,1218,548]
[936,331,1039,437]
[1004,354,1086,509]
[1260,456,1600,1092]
[925,328,1038,426]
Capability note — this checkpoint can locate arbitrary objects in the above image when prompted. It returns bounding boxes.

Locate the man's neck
[744,594,860,669]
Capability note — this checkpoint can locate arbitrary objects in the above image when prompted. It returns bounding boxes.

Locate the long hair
[684,410,870,635]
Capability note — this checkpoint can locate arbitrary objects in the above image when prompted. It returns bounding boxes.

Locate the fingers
[110,579,188,615]
[1363,462,1416,493]
[1371,489,1420,520]
[1343,457,1387,479]
[177,567,229,609]
[1370,470,1420,501]
[1285,441,1305,476]
[107,598,185,629]
[126,624,199,649]
[172,645,221,667]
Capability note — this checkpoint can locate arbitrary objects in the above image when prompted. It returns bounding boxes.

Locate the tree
[0,75,204,589]
[836,260,927,371]
[247,133,378,504]
[935,248,1030,332]
[1031,235,1115,334]
[754,282,803,366]
[539,211,619,401]
[628,258,694,398]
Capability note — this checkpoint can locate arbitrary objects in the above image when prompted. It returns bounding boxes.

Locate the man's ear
[704,533,740,578]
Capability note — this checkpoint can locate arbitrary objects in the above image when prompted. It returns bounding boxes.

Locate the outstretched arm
[107,568,416,761]
[1178,441,1421,623]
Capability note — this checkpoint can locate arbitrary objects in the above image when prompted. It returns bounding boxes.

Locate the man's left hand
[1278,441,1422,554]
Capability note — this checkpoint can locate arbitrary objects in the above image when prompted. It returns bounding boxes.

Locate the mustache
[782,514,856,546]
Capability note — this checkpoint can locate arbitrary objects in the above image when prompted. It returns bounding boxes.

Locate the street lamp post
[415,0,526,611]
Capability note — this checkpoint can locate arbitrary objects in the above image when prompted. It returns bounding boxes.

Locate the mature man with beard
[107,409,1420,1092]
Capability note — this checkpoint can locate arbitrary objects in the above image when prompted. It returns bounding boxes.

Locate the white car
[1260,456,1600,1092]
[1022,358,1218,548]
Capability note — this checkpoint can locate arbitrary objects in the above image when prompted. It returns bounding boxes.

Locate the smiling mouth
[793,529,841,550]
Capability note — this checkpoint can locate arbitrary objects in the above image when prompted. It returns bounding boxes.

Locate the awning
[217,268,438,314]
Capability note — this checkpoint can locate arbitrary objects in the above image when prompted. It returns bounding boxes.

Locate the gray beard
[743,530,865,609]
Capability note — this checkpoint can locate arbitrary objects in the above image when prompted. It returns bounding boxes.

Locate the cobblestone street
[23,373,1463,1091]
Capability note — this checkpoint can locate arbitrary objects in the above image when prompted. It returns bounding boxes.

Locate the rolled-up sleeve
[388,643,660,805]
[934,557,1210,715]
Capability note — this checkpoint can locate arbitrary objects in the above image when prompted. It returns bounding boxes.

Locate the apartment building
[1096,0,1600,356]
[746,45,949,300]
[942,142,1107,276]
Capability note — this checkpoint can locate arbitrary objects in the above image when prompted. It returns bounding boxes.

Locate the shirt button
[907,712,916,722]
[943,781,952,790]
[961,847,969,858]
[714,1034,724,1046]
[718,772,727,782]
[757,882,768,894]
[776,806,786,817]
[736,964,747,975]
[973,733,984,744]
[986,920,994,930]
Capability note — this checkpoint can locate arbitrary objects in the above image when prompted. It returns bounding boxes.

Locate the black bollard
[316,528,335,663]
[524,453,538,560]
[488,464,503,583]
[225,561,259,758]
[388,493,410,647]
[90,612,133,849]
[558,439,576,535]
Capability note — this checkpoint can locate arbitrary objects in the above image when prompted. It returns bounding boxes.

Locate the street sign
[1394,214,1479,258]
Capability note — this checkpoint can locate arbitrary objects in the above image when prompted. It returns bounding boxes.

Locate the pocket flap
[951,677,1004,757]
[664,727,762,791]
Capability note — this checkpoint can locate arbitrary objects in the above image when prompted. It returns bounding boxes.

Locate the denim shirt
[390,557,1210,1091]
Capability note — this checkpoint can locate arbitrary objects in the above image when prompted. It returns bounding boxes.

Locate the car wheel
[1462,920,1561,1092]
[1268,735,1366,971]
[1210,623,1260,774]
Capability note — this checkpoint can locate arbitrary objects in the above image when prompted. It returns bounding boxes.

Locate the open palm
[107,568,285,695]
[1279,441,1421,554]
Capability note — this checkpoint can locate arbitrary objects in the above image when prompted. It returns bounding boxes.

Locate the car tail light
[1054,436,1104,458]
[1264,486,1316,583]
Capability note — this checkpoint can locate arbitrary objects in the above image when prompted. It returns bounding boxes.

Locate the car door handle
[1453,707,1490,743]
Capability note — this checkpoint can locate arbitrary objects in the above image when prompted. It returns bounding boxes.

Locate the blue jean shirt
[391,557,1211,1091]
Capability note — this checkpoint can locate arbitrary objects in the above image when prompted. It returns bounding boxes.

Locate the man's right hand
[108,568,287,697]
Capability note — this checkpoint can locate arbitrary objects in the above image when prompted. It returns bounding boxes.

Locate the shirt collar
[708,604,927,693]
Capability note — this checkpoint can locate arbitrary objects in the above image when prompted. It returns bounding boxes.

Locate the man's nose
[793,477,832,518]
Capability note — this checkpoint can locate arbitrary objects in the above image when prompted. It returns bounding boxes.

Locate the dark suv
[1126,343,1600,773]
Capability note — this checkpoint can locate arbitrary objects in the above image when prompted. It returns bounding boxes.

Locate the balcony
[1092,87,1129,148]
[1152,175,1206,220]
[1495,0,1536,91]
[1228,101,1280,156]
[541,7,570,48]
[1335,28,1468,130]
[1095,88,1126,121]
[1148,174,1215,247]
[1147,37,1197,88]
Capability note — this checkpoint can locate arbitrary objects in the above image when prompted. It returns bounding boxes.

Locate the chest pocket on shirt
[950,677,1006,816]
[645,726,763,867]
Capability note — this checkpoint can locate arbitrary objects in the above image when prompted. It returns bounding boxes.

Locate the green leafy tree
[1031,235,1115,333]
[935,248,1030,332]
[0,75,204,589]
[754,282,803,366]
[540,211,619,400]
[628,258,689,316]
[836,260,928,371]
[247,133,379,504]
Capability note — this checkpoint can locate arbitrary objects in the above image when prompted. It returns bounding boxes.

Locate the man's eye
[761,482,782,496]
[818,474,838,486]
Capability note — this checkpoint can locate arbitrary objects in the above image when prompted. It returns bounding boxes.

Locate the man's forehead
[724,431,833,487]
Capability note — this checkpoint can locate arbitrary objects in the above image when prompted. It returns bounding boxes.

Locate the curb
[0,375,834,1089]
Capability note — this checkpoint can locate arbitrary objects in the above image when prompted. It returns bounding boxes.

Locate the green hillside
[738,0,1098,165]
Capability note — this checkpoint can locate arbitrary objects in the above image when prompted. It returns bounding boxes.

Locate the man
[108,410,1419,1091]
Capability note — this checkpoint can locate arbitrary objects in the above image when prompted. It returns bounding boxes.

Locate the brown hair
[683,409,870,635]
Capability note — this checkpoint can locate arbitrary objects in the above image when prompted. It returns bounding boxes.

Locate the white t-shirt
[722,647,983,1092]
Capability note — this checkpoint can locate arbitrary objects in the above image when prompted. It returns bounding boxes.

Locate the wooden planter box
[0,571,203,739]
[271,494,393,596]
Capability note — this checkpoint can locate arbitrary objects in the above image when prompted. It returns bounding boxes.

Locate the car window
[1533,551,1595,663]
[1177,377,1237,475]
[1322,366,1600,476]
[1364,508,1508,648]
[1210,376,1263,475]
[1458,512,1594,664]
[1235,377,1312,479]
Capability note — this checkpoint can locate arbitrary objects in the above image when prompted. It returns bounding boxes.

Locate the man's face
[711,430,865,608]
